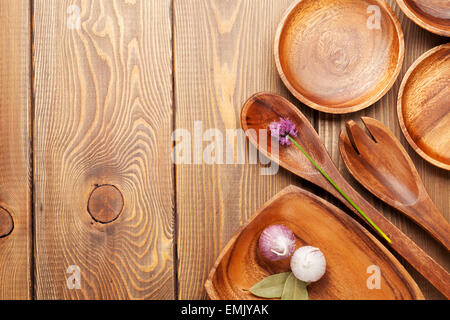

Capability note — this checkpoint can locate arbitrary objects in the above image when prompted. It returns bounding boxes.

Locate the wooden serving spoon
[241,92,450,299]
[339,117,450,251]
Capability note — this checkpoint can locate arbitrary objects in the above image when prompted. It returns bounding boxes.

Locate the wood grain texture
[0,0,445,300]
[274,0,404,114]
[0,0,32,300]
[34,0,174,299]
[206,186,423,300]
[398,43,450,170]
[174,0,312,299]
[318,0,449,299]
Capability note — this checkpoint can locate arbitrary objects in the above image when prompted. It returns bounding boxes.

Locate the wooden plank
[0,0,32,300]
[34,0,174,299]
[174,0,316,299]
[317,0,449,299]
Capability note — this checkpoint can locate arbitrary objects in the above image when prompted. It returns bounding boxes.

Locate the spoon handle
[319,170,450,299]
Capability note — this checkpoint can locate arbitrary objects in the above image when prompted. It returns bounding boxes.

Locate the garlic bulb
[290,246,326,282]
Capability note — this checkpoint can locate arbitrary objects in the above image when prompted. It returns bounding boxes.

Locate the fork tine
[345,120,376,155]
[361,117,388,143]
[339,129,359,157]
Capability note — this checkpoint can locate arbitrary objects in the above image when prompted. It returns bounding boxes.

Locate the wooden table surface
[0,0,448,300]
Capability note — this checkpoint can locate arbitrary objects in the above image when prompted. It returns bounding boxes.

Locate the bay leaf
[281,273,309,300]
[250,272,291,298]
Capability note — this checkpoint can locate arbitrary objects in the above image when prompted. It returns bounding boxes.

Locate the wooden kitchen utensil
[274,0,404,114]
[205,186,424,300]
[339,117,450,250]
[397,43,450,171]
[396,0,450,37]
[241,92,450,298]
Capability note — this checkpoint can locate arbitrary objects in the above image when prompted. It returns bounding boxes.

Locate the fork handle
[320,171,450,299]
[410,197,450,252]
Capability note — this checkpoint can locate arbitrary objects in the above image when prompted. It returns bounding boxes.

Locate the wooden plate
[396,0,450,37]
[398,43,450,171]
[274,0,404,114]
[205,186,423,300]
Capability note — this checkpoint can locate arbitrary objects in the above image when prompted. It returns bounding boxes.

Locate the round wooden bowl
[397,43,450,171]
[396,0,450,37]
[274,0,404,114]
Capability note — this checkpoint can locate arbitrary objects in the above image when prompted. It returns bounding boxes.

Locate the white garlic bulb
[290,246,326,282]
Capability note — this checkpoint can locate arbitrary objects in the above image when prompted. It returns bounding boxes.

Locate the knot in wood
[0,207,14,238]
[88,185,124,224]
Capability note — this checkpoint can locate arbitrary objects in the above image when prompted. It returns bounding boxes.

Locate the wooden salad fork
[241,93,450,298]
[339,117,450,251]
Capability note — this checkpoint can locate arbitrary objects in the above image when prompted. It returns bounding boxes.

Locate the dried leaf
[281,273,309,300]
[250,272,291,298]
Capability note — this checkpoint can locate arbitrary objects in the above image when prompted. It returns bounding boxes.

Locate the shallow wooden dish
[396,0,450,37]
[397,43,450,171]
[274,0,404,114]
[205,186,423,300]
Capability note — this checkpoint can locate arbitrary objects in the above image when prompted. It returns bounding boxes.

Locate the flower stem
[288,136,392,244]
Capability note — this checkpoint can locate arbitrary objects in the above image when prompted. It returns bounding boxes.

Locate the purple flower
[269,118,298,146]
